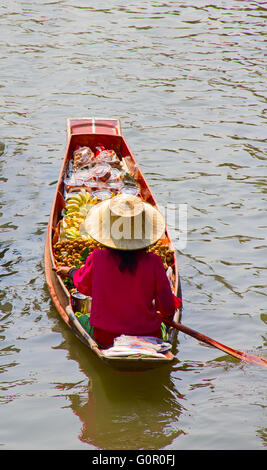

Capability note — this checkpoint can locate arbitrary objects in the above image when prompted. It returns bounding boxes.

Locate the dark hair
[113,249,145,274]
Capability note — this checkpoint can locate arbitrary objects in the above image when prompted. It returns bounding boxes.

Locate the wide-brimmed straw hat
[84,194,166,250]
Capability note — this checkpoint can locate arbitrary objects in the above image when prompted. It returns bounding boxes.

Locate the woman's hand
[52,266,71,279]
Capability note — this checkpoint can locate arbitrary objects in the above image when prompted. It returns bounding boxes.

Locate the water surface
[0,0,266,450]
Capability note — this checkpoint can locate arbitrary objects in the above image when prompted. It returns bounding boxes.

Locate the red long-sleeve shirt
[73,249,176,342]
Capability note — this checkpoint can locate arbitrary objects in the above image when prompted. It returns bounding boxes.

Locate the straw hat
[84,194,166,250]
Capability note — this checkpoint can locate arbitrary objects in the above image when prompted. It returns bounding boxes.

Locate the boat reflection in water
[49,303,185,450]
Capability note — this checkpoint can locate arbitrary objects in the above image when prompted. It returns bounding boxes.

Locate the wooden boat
[44,118,182,370]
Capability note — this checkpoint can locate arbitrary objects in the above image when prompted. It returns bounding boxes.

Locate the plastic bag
[109,167,122,181]
[64,169,90,189]
[91,189,114,201]
[94,146,119,164]
[120,185,140,196]
[90,163,112,182]
[73,146,95,170]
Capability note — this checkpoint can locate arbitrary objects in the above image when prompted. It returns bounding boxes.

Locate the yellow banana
[69,195,83,204]
[78,191,87,203]
[66,200,80,207]
[68,215,84,223]
[66,231,79,239]
[79,206,88,217]
[67,226,80,233]
[66,234,77,240]
[66,211,80,217]
[66,204,80,212]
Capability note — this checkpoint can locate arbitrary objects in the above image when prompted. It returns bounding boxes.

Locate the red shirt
[73,249,176,339]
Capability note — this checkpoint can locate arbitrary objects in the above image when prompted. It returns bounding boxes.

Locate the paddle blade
[239,351,267,367]
[162,315,267,368]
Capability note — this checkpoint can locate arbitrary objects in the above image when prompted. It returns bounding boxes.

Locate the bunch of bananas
[65,190,98,217]
[63,190,98,240]
[64,226,81,240]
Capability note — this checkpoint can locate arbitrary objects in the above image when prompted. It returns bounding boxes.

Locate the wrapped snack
[121,172,137,186]
[105,180,123,191]
[64,174,76,189]
[84,179,99,190]
[120,172,140,196]
[91,189,114,201]
[91,163,112,182]
[120,185,140,196]
[74,169,91,185]
[109,167,122,181]
[122,156,139,179]
[94,146,119,163]
[73,146,95,170]
[64,169,91,191]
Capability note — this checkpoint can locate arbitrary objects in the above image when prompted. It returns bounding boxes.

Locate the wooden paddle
[160,313,267,367]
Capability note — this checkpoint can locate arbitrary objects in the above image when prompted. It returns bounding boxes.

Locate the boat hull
[44,118,181,370]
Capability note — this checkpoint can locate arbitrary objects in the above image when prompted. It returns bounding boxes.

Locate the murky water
[0,1,266,450]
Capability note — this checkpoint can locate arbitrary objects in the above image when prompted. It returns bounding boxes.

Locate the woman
[56,194,181,348]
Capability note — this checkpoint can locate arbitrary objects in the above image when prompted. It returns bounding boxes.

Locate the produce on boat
[45,118,181,370]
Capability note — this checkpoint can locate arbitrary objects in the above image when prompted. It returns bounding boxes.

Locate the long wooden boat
[45,118,182,370]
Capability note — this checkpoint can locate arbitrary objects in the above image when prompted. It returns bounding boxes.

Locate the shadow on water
[46,298,186,450]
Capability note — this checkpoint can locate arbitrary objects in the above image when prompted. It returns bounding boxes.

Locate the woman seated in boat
[55,194,181,349]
